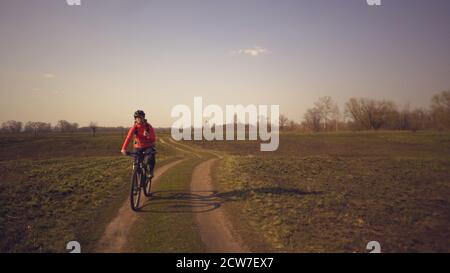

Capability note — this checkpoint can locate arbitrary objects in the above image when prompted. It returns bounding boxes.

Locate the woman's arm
[121,126,135,153]
[148,126,156,144]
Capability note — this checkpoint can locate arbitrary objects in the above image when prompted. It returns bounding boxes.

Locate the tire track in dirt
[171,138,247,252]
[166,137,202,158]
[191,158,250,253]
[95,159,185,253]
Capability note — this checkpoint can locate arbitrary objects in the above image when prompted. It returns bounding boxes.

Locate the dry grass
[196,131,450,252]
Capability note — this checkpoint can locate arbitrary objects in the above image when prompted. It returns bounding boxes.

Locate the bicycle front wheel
[130,170,141,211]
[143,174,153,197]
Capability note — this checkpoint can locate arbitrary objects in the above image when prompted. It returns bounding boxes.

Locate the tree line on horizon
[280,90,450,132]
[0,120,125,136]
[1,90,449,136]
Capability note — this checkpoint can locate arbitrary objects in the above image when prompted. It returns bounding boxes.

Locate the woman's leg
[149,151,156,176]
[144,147,156,177]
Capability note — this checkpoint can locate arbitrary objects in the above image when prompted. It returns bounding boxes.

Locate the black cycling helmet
[134,110,145,119]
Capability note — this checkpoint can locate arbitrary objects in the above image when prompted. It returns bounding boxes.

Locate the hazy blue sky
[1,0,449,127]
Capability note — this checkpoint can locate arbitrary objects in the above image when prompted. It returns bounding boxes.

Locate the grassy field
[1,130,449,253]
[192,131,450,252]
[0,132,176,252]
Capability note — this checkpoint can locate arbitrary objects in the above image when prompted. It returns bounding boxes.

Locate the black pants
[135,146,156,175]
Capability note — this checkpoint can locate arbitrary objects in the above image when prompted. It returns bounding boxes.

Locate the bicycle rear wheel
[130,170,141,211]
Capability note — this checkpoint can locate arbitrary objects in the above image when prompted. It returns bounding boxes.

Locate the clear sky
[1,0,449,127]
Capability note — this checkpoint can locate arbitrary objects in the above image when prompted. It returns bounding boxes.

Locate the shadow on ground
[138,187,323,213]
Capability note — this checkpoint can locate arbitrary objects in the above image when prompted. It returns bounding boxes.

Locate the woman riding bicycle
[121,110,156,179]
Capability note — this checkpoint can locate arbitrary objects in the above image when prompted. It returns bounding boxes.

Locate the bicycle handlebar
[125,150,157,157]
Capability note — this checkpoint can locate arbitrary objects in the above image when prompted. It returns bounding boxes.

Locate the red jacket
[121,122,156,151]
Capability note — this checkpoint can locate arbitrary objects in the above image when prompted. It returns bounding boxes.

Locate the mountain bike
[126,149,156,211]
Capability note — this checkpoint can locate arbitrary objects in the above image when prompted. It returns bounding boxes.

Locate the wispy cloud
[232,46,270,57]
[44,73,56,78]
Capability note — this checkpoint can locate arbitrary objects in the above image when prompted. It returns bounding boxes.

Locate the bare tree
[89,121,98,137]
[1,120,22,133]
[345,98,398,130]
[331,103,340,131]
[312,96,341,131]
[431,90,450,130]
[303,107,322,132]
[377,101,399,129]
[288,120,299,131]
[55,120,78,133]
[24,121,52,136]
[410,108,431,132]
[71,122,79,133]
[55,120,70,132]
[398,103,410,130]
[314,96,333,130]
[345,98,367,129]
[279,115,289,131]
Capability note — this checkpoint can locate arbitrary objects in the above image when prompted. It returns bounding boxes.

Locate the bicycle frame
[128,150,155,174]
[132,154,145,173]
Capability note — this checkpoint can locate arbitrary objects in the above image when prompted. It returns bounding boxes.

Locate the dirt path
[96,140,247,253]
[95,159,184,253]
[191,158,250,253]
[167,137,202,158]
